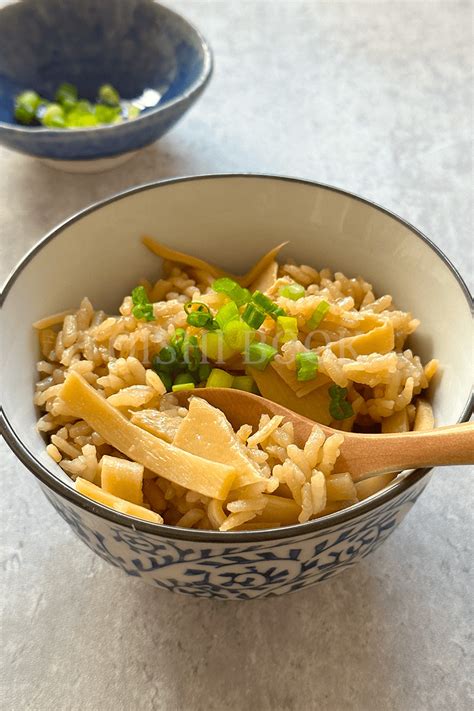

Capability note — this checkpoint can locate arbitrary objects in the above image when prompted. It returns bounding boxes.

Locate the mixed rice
[33,239,437,531]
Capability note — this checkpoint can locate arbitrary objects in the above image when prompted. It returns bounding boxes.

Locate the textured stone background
[1,1,472,710]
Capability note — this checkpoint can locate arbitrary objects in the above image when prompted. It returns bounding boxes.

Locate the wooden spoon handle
[338,422,474,481]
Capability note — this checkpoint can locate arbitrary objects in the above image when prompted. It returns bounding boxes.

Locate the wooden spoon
[175,388,474,482]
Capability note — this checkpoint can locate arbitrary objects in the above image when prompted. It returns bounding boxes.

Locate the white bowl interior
[2,176,472,490]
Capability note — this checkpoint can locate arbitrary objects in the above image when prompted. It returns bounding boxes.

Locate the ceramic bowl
[1,175,472,600]
[0,0,212,172]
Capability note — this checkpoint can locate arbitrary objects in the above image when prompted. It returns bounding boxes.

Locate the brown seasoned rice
[33,243,438,530]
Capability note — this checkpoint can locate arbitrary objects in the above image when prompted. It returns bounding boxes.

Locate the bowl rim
[0,1,213,137]
[1,173,473,543]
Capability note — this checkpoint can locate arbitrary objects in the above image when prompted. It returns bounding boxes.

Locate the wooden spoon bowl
[175,388,474,482]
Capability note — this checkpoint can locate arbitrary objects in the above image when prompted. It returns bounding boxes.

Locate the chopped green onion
[200,331,237,362]
[152,346,177,373]
[187,311,213,328]
[329,384,354,420]
[131,285,154,321]
[65,100,97,127]
[98,83,120,107]
[251,291,276,312]
[212,278,251,307]
[246,342,277,370]
[277,315,298,344]
[42,103,66,128]
[156,371,172,392]
[170,327,186,354]
[252,291,286,319]
[182,335,202,371]
[242,302,266,329]
[308,301,330,329]
[329,385,347,400]
[232,375,256,393]
[95,103,122,125]
[184,302,217,329]
[14,90,41,125]
[131,285,149,305]
[215,301,240,329]
[329,400,354,420]
[55,82,78,111]
[206,368,234,388]
[295,352,319,381]
[223,319,255,352]
[198,363,212,382]
[131,286,151,304]
[173,372,196,386]
[172,382,195,393]
[14,83,141,129]
[131,304,153,321]
[279,283,305,300]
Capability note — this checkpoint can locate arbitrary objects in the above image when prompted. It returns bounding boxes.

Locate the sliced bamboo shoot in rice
[75,477,163,523]
[143,235,226,279]
[142,235,287,287]
[327,321,394,358]
[249,260,278,293]
[323,311,382,332]
[61,372,236,499]
[414,398,435,431]
[271,359,330,398]
[143,479,167,512]
[248,366,332,425]
[101,455,144,505]
[325,472,357,502]
[381,408,410,433]
[173,397,262,489]
[131,409,183,443]
[355,473,396,500]
[256,494,301,525]
[240,244,288,287]
[33,309,75,330]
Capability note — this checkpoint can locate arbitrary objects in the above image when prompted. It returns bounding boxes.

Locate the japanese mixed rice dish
[33,238,438,531]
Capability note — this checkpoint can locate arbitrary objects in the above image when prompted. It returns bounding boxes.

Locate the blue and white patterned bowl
[0,0,212,171]
[1,175,472,599]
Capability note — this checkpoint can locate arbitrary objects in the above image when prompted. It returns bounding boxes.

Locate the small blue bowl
[0,0,212,172]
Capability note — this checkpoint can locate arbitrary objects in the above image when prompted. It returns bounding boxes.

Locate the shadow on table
[8,135,225,221]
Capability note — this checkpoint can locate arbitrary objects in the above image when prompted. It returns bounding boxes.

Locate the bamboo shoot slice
[414,399,435,431]
[271,359,330,398]
[327,321,394,358]
[248,366,332,425]
[75,477,163,523]
[142,236,287,287]
[355,473,396,500]
[61,372,236,499]
[325,473,357,502]
[240,244,287,287]
[249,260,278,293]
[101,455,144,505]
[381,408,410,433]
[143,235,227,279]
[256,494,301,525]
[131,409,183,443]
[33,309,75,329]
[173,397,262,489]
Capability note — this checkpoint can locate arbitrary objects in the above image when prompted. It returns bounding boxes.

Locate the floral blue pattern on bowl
[0,0,212,161]
[40,478,429,599]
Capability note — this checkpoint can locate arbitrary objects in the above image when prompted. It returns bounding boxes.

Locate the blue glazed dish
[0,0,212,169]
[1,175,472,599]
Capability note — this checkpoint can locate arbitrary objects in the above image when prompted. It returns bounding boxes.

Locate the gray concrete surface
[1,1,472,709]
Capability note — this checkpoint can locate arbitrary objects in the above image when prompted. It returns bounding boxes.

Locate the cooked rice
[33,247,437,530]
